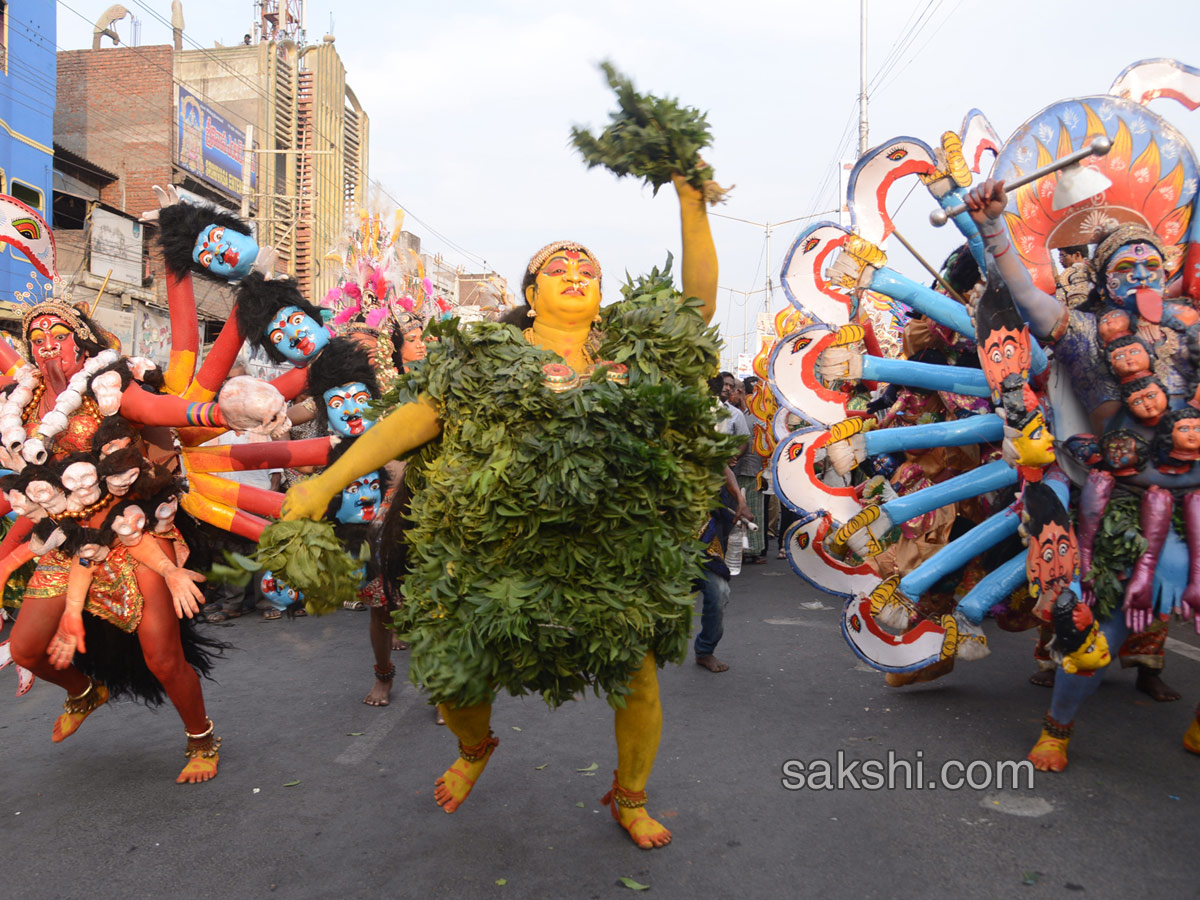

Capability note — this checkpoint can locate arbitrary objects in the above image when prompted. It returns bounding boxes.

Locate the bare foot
[1027,731,1069,772]
[391,637,408,651]
[1184,719,1200,756]
[364,678,392,706]
[613,806,672,849]
[52,683,109,743]
[178,732,220,783]
[1136,668,1181,702]
[1029,668,1056,688]
[696,654,729,673]
[435,706,445,726]
[434,737,498,813]
[177,753,219,783]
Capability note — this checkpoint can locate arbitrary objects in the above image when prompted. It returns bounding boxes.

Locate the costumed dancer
[280,64,735,850]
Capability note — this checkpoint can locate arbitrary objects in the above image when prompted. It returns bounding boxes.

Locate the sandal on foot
[343,599,367,611]
[262,608,282,620]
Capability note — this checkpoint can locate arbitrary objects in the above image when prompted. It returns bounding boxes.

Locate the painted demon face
[1101,432,1145,472]
[335,471,382,524]
[980,325,1031,390]
[1026,521,1077,604]
[323,381,375,437]
[260,570,301,610]
[27,314,85,386]
[266,305,330,364]
[1104,243,1166,308]
[192,224,259,280]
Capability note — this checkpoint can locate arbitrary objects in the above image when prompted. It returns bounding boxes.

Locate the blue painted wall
[1,1,56,291]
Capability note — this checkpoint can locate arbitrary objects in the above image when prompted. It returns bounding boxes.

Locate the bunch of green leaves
[1088,493,1148,620]
[1,516,34,609]
[570,61,730,204]
[207,518,366,615]
[392,274,738,709]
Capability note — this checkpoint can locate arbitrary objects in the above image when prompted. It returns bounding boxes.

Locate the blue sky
[55,1,1200,369]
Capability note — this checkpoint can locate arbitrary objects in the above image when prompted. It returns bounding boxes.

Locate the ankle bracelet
[458,732,499,763]
[1042,713,1073,740]
[608,771,649,809]
[374,662,396,682]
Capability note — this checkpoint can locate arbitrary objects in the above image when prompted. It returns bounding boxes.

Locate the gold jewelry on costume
[63,679,106,716]
[457,731,499,763]
[185,718,222,758]
[603,770,649,809]
[22,300,98,344]
[524,240,602,281]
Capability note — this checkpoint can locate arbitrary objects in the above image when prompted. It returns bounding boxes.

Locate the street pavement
[3,555,1199,899]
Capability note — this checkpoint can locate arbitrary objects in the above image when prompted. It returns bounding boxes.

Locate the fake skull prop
[154,496,179,533]
[90,370,126,417]
[29,526,68,556]
[62,461,102,512]
[25,479,68,516]
[111,505,147,547]
[106,465,141,498]
[7,488,46,522]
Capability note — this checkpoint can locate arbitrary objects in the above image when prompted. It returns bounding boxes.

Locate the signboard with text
[176,87,256,198]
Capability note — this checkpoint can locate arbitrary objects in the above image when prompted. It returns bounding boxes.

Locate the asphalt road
[3,556,1198,900]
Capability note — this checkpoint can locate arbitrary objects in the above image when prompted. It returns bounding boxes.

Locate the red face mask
[28,314,85,391]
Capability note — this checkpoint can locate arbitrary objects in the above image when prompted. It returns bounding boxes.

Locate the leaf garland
[570,61,730,205]
[208,518,366,615]
[1088,493,1148,621]
[388,265,738,709]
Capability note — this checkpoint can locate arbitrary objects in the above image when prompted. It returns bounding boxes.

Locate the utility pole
[858,0,869,157]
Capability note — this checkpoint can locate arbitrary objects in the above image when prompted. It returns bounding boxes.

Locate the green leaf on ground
[283,780,301,787]
[618,876,650,891]
[577,762,598,772]
[495,879,507,886]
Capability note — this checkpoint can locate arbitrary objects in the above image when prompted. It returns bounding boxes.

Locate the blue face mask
[323,381,375,437]
[264,305,330,363]
[192,224,259,280]
[335,471,383,524]
[260,570,301,610]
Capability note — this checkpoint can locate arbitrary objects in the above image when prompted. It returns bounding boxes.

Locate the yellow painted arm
[674,174,718,325]
[282,395,443,520]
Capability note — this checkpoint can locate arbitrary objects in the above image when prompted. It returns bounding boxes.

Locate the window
[8,180,44,263]
[10,180,43,211]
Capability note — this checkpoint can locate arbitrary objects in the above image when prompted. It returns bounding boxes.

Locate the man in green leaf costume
[283,172,731,849]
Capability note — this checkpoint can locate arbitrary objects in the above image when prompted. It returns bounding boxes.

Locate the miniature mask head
[1053,591,1110,675]
[25,478,68,515]
[1104,334,1152,383]
[335,471,382,524]
[265,305,330,364]
[1023,481,1078,605]
[1123,375,1169,426]
[192,224,259,280]
[154,496,179,533]
[260,570,301,610]
[323,382,375,437]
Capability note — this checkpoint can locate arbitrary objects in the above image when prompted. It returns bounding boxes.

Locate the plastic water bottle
[725,522,745,576]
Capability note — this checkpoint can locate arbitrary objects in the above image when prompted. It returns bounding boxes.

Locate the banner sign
[177,87,256,198]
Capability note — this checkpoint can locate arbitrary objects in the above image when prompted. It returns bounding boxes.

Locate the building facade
[1,1,56,293]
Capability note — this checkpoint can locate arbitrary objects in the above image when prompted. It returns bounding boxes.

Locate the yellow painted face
[1011,412,1056,468]
[1061,623,1111,674]
[525,251,600,330]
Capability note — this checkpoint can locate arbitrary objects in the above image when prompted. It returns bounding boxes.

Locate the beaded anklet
[603,770,649,809]
[457,731,499,763]
[1042,713,1073,740]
